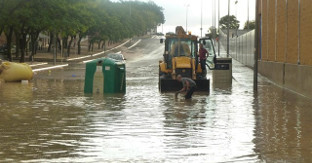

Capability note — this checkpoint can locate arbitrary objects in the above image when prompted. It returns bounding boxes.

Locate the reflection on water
[1,48,312,162]
[253,85,312,163]
[0,82,33,105]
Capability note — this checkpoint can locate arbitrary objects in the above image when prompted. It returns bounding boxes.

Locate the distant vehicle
[107,53,126,63]
[156,33,164,36]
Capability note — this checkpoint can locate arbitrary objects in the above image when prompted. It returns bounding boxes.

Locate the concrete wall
[258,61,312,98]
[284,64,312,98]
[258,61,284,85]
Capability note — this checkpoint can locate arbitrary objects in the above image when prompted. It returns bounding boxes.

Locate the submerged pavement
[0,38,312,162]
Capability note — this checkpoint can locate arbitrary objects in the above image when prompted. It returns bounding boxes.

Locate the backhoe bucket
[159,78,210,92]
[159,79,182,92]
[195,79,210,92]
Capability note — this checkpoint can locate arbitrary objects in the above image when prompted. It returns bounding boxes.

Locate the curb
[66,39,131,61]
[32,39,132,72]
[128,39,142,49]
[31,37,143,72]
[32,64,69,72]
[29,62,48,67]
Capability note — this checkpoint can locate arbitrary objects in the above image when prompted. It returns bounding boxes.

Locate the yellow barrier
[0,62,33,82]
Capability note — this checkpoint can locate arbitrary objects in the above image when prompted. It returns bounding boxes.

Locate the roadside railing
[219,29,255,68]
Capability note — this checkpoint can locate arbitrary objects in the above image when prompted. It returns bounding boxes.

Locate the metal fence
[219,29,255,68]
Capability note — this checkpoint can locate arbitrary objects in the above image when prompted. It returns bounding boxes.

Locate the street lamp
[185,4,190,32]
[235,0,238,59]
[226,0,230,58]
[254,0,259,91]
[218,0,220,56]
[211,0,216,27]
[200,0,203,37]
[247,0,250,30]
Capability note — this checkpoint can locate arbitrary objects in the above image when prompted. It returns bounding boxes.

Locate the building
[258,0,312,98]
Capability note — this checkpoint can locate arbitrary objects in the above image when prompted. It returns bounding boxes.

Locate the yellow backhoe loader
[159,26,210,92]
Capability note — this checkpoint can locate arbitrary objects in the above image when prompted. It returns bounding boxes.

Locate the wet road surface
[1,38,312,162]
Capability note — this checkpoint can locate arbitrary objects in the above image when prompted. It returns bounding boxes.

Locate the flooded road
[1,38,312,162]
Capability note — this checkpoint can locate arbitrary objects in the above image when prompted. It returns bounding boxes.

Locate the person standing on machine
[198,43,209,76]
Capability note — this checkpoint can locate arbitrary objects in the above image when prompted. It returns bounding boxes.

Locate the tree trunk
[29,31,40,61]
[20,33,27,63]
[98,40,101,49]
[53,32,57,64]
[73,36,76,48]
[26,35,31,56]
[78,34,83,55]
[34,32,39,54]
[57,38,61,51]
[91,42,94,52]
[29,40,35,61]
[48,33,53,52]
[101,40,106,49]
[67,36,74,57]
[88,40,92,52]
[15,30,20,58]
[5,26,14,61]
[63,36,68,49]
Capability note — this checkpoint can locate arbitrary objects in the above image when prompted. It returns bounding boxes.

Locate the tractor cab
[163,36,198,76]
[160,27,198,79]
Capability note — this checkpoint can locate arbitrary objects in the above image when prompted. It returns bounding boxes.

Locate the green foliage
[0,0,165,60]
[244,20,255,30]
[219,15,240,29]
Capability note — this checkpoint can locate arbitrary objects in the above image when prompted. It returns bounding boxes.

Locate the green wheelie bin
[84,57,126,94]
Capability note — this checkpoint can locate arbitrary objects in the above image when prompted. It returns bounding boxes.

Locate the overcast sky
[137,0,256,36]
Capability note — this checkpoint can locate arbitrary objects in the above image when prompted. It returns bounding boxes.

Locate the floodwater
[1,39,312,162]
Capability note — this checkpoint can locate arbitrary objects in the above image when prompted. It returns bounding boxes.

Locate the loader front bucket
[159,79,182,92]
[194,79,210,92]
[159,78,210,93]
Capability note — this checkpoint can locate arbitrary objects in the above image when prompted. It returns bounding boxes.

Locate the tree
[0,0,29,61]
[244,20,255,30]
[219,15,240,29]
[0,0,165,61]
